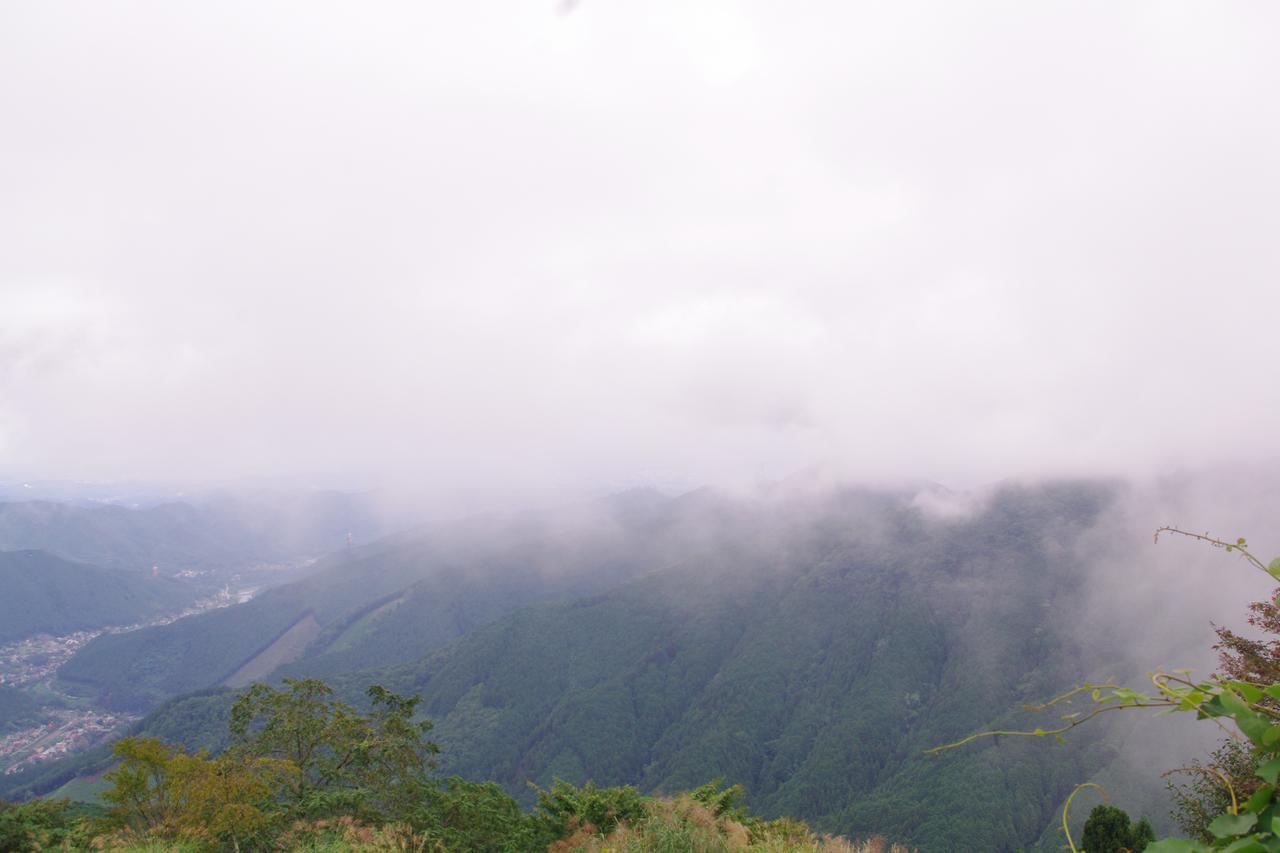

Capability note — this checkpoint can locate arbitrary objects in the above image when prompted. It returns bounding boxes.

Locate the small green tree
[228,678,438,818]
[1081,803,1151,853]
[100,735,293,848]
[101,736,180,832]
[1133,816,1156,850]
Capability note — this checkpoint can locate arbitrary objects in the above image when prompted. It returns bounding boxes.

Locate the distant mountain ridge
[54,490,682,711]
[0,491,388,573]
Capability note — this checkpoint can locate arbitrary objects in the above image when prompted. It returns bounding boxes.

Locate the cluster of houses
[0,582,266,778]
[0,630,102,686]
[1,710,131,775]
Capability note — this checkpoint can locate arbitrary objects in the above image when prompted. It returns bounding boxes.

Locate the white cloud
[1,1,1277,492]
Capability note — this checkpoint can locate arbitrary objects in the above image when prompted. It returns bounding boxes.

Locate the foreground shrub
[550,794,910,853]
[534,778,648,841]
[410,776,543,852]
[0,797,86,852]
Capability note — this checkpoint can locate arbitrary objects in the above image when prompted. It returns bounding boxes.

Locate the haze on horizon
[2,2,1278,498]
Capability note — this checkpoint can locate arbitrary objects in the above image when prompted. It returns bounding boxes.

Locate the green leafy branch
[1154,527,1280,583]
[925,674,1228,755]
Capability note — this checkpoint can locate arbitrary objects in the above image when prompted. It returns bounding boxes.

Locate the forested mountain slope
[341,481,1134,852]
[0,550,195,643]
[0,685,44,733]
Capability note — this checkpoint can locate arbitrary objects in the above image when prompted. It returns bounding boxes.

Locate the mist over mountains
[0,472,1272,850]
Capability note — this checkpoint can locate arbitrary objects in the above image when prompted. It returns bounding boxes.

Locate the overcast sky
[2,2,1278,495]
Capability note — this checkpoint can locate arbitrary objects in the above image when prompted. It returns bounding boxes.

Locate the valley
[0,488,389,780]
[0,583,252,688]
[0,580,262,776]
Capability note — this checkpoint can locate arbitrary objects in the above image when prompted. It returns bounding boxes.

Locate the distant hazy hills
[0,490,388,573]
[0,550,195,643]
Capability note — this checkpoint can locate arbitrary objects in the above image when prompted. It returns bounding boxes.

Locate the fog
[2,2,1279,500]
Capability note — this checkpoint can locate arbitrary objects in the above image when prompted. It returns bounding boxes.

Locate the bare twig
[1162,765,1239,816]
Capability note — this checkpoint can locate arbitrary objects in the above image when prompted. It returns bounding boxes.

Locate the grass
[52,773,110,804]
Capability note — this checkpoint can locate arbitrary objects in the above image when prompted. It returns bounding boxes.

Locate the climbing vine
[933,528,1280,852]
